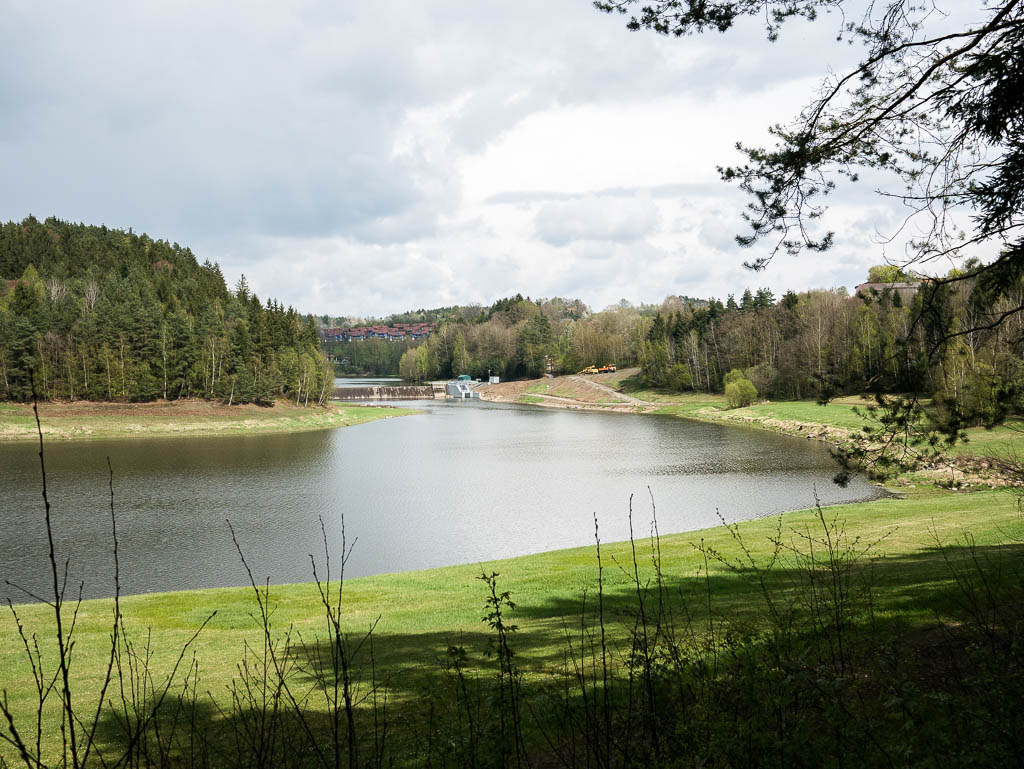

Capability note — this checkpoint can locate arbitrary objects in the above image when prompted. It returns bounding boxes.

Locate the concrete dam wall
[331,385,435,401]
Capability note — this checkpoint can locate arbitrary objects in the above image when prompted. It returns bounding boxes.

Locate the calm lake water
[0,389,882,602]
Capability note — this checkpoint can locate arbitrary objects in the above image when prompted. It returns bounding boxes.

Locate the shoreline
[2,484,1019,766]
[476,374,865,444]
[477,370,1019,489]
[3,483,1013,610]
[0,398,420,442]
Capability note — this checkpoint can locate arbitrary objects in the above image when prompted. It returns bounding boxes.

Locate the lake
[0,391,882,602]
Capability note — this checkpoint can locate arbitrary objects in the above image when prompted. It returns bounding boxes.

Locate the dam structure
[445,379,481,399]
[331,384,434,401]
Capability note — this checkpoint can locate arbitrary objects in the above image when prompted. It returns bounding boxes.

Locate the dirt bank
[0,399,418,441]
[477,370,657,413]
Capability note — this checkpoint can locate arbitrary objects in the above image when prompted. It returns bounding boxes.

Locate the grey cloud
[0,0,910,315]
[699,222,744,252]
[0,3,431,241]
[542,240,715,307]
[0,2,466,242]
[487,190,577,205]
[669,256,716,286]
[534,195,661,246]
[1,0,799,249]
[675,17,861,98]
[487,182,722,206]
[346,207,442,246]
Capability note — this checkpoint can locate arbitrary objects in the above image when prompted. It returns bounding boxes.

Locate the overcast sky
[2,0,934,316]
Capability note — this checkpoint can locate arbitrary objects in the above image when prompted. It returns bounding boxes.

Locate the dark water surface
[0,398,882,602]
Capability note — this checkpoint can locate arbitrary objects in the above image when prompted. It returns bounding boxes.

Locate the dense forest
[396,272,1023,427]
[4,215,1019,427]
[320,303,493,329]
[327,338,418,377]
[0,216,333,405]
[324,298,588,377]
[636,267,1024,426]
[397,294,642,382]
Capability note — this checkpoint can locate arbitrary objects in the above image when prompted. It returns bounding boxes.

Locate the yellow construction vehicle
[577,365,599,375]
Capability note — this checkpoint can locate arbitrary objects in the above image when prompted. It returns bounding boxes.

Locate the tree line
[6,214,1018,426]
[641,265,1023,426]
[327,338,418,377]
[393,269,1022,429]
[0,216,333,405]
[397,294,645,382]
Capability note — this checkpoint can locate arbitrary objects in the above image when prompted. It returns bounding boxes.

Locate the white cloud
[0,0,926,315]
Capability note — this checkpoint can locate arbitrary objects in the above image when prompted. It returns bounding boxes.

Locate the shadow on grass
[75,538,1024,768]
[9,452,1024,769]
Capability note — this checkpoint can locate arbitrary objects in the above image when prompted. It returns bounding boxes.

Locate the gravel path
[568,376,653,406]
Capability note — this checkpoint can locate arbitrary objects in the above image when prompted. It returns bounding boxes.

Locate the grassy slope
[0,400,419,442]
[2,485,1022,763]
[613,375,1021,462]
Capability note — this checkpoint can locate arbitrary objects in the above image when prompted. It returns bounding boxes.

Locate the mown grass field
[3,484,1022,764]
[617,380,1020,462]
[0,400,419,442]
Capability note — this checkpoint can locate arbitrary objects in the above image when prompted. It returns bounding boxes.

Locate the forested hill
[0,216,332,404]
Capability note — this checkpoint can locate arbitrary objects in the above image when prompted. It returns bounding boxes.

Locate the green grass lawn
[617,374,708,404]
[652,393,873,430]
[732,400,868,430]
[651,393,728,417]
[730,401,1021,460]
[3,484,1022,764]
[647,391,1021,462]
[948,420,1024,459]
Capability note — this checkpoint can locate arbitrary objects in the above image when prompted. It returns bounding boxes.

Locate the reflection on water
[0,399,882,601]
